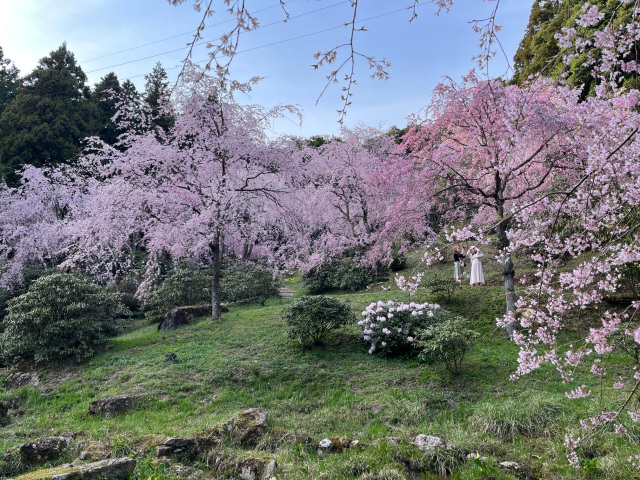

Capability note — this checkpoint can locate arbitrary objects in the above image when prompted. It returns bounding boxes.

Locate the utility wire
[83,0,350,74]
[17,3,427,100]
[80,0,301,63]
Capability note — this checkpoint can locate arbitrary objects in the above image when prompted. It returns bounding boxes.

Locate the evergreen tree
[143,62,173,133]
[91,72,122,145]
[512,1,565,85]
[121,79,140,105]
[512,0,638,96]
[0,46,20,116]
[0,43,96,184]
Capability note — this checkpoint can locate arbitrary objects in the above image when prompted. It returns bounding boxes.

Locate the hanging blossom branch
[170,0,260,86]
[169,0,464,121]
[167,0,517,120]
[468,0,510,78]
[312,0,389,124]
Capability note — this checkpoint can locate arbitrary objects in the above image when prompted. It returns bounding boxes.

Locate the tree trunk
[210,233,222,321]
[503,253,517,337]
[241,241,253,261]
[496,207,517,337]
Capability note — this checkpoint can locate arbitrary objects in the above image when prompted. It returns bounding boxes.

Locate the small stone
[466,453,488,462]
[316,436,351,455]
[156,446,173,457]
[223,408,268,447]
[412,434,454,453]
[164,352,178,362]
[163,437,195,450]
[236,457,275,480]
[499,461,519,470]
[77,440,110,461]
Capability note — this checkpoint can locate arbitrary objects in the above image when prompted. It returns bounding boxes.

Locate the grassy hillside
[0,256,638,479]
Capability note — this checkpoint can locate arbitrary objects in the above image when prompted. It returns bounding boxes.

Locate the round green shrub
[283,295,356,346]
[143,268,211,322]
[0,272,128,364]
[414,316,479,373]
[302,261,372,294]
[220,262,280,305]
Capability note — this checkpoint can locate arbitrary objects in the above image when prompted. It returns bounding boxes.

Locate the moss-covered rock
[14,457,136,480]
[19,435,72,465]
[222,408,268,447]
[87,388,146,418]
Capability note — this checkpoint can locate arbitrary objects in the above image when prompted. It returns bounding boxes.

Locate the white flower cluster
[359,300,441,354]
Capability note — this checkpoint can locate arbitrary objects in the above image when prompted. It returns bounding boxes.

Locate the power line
[126,3,428,79]
[80,0,301,63]
[15,3,427,100]
[83,0,350,75]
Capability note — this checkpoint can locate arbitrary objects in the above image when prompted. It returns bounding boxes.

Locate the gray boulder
[207,451,276,480]
[155,430,221,458]
[19,435,72,465]
[77,440,111,461]
[158,305,227,331]
[88,388,146,418]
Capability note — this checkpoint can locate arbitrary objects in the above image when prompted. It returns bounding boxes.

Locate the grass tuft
[468,392,564,440]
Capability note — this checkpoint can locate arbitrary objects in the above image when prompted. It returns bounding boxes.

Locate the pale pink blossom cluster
[395,273,424,296]
[565,434,581,469]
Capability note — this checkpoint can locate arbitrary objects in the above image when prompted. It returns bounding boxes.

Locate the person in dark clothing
[454,247,465,281]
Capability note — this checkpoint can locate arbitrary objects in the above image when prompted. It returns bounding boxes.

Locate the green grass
[1,256,639,479]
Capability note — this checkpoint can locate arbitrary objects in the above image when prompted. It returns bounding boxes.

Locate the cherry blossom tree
[280,126,402,273]
[503,88,640,468]
[0,166,79,289]
[374,1,640,467]
[63,65,298,320]
[382,72,583,334]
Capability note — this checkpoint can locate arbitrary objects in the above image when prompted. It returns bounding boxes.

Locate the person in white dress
[469,246,485,286]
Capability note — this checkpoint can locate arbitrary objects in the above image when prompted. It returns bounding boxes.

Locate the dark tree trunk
[497,206,517,337]
[241,241,253,261]
[210,233,222,321]
[503,253,517,337]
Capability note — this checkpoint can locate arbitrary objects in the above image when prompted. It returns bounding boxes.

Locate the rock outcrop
[222,408,268,447]
[19,435,73,465]
[158,304,228,331]
[88,388,146,418]
[14,457,136,480]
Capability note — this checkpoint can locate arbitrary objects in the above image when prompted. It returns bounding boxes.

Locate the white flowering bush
[359,300,447,355]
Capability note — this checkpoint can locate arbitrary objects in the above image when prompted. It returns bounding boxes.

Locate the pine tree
[91,72,122,145]
[143,62,173,133]
[0,46,20,116]
[0,43,96,184]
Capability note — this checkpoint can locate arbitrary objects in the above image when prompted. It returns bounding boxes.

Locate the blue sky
[0,0,531,138]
